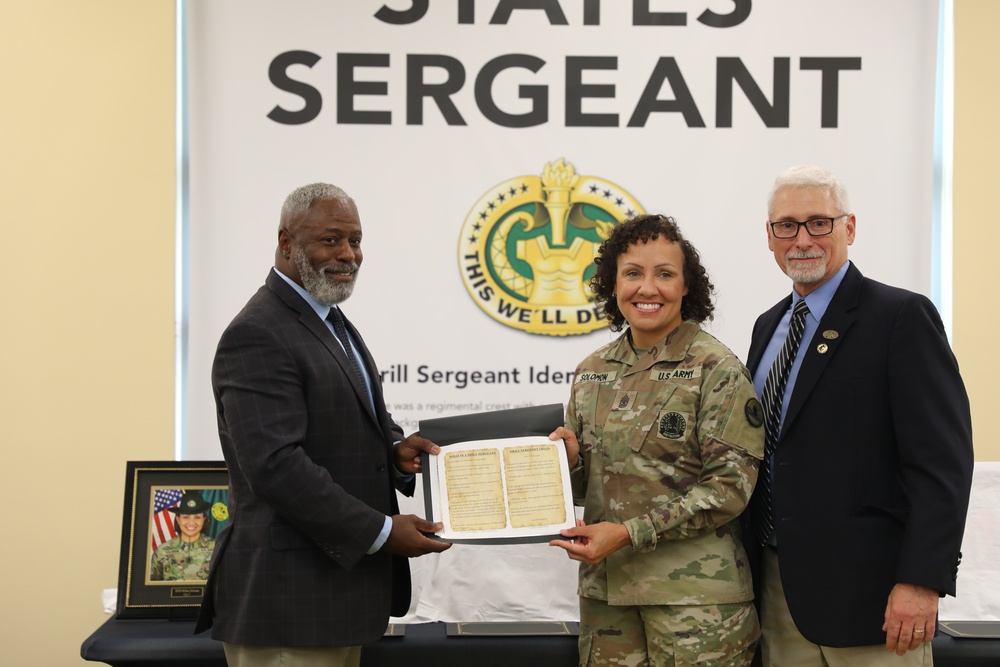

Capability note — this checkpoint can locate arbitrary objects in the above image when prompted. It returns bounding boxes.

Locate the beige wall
[0,1,995,665]
[0,1,175,664]
[954,0,1000,462]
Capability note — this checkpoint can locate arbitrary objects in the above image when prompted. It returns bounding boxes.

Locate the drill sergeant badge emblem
[458,159,644,335]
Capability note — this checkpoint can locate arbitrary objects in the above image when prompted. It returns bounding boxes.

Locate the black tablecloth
[81,616,998,667]
[81,618,579,667]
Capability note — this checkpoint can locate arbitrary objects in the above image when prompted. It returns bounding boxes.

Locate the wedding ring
[913,629,925,634]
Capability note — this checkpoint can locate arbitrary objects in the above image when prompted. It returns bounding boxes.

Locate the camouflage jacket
[567,321,764,605]
[149,534,216,582]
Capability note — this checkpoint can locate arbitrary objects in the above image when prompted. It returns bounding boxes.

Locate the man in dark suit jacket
[195,182,450,666]
[744,166,973,666]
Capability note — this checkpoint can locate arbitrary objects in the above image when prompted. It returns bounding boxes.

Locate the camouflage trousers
[578,596,759,667]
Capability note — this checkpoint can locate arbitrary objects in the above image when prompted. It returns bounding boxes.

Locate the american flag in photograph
[150,488,183,551]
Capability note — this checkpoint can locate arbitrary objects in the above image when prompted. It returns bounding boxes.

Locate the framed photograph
[116,461,229,619]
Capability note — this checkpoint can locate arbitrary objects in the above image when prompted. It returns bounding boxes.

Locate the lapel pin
[817,343,829,354]
[822,330,839,340]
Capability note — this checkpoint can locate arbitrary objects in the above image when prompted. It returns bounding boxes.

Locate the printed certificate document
[426,436,575,542]
[419,404,574,544]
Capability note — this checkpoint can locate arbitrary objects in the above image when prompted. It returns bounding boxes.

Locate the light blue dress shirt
[752,260,851,424]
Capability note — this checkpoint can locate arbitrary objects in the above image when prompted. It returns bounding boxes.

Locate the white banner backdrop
[185,1,943,622]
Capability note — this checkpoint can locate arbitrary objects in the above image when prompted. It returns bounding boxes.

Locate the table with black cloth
[81,617,579,667]
[80,616,998,667]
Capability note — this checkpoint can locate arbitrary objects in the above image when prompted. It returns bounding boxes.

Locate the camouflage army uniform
[567,321,765,667]
[149,534,216,582]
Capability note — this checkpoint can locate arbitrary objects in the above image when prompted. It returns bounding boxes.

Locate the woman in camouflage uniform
[150,491,217,582]
[550,215,765,667]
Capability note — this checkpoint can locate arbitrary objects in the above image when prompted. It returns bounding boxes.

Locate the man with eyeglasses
[743,165,974,666]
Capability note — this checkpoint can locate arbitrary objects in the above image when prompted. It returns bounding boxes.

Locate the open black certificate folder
[420,404,575,544]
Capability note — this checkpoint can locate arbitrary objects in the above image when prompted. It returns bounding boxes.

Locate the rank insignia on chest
[612,391,636,411]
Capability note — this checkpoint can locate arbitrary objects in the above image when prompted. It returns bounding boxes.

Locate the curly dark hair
[591,214,715,331]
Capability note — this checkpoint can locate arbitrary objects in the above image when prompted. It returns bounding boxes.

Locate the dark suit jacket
[744,263,973,647]
[194,269,412,647]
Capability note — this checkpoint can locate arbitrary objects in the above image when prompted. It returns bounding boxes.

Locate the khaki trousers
[223,642,361,667]
[761,549,932,667]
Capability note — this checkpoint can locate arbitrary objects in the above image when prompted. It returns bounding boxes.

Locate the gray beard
[783,251,826,285]
[294,246,358,306]
[785,264,826,284]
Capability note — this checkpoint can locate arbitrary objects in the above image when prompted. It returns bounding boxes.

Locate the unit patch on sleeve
[744,398,764,428]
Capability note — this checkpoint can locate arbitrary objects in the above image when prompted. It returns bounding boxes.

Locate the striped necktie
[753,299,810,545]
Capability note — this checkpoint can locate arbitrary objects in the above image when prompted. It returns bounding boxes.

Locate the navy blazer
[195,269,412,646]
[744,263,973,647]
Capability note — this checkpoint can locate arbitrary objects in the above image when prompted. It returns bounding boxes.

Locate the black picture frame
[116,461,229,619]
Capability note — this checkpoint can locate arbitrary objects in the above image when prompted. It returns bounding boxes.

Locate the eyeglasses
[768,214,850,239]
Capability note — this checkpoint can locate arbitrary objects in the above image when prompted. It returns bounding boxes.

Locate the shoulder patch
[744,398,764,428]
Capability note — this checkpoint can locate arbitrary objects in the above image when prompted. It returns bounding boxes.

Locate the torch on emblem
[458,159,645,336]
